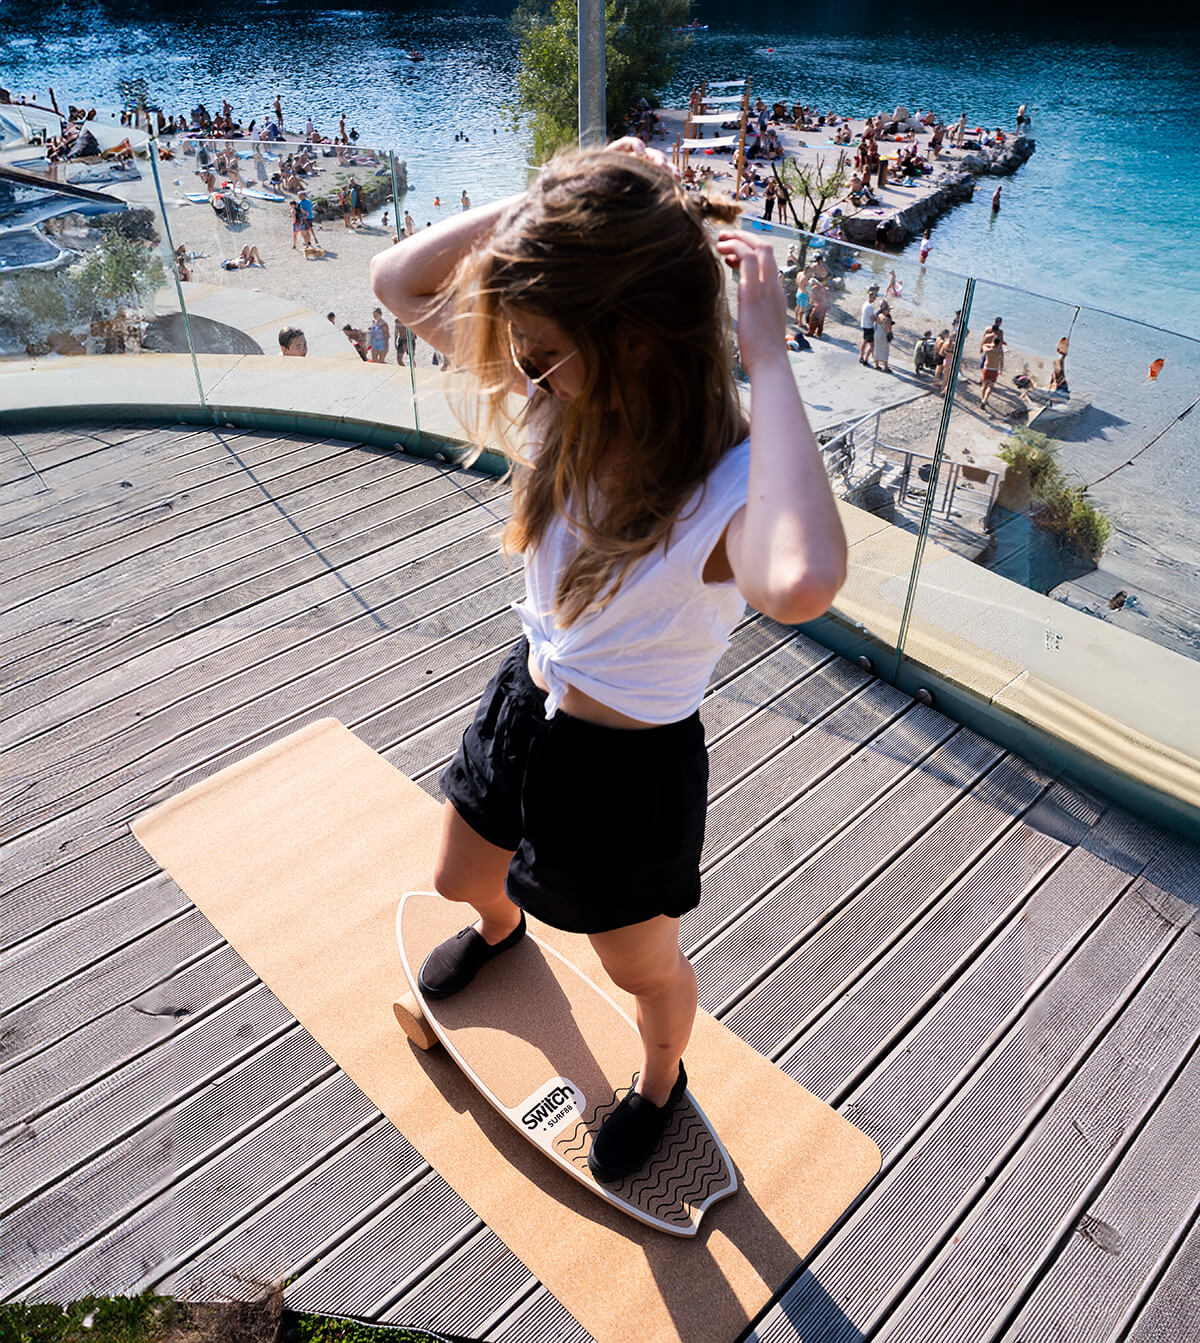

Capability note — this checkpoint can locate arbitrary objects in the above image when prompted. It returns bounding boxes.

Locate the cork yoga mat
[131,719,881,1343]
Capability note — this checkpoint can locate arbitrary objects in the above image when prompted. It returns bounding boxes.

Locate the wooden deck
[3,421,1199,1343]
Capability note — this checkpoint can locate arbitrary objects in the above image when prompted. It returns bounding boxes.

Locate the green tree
[513,0,693,162]
[775,151,852,238]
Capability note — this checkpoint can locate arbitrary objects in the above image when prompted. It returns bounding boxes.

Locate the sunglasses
[506,321,577,387]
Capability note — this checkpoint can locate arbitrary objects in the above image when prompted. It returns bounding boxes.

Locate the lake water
[2,1,1198,336]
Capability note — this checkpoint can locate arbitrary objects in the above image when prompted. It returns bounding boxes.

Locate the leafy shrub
[1031,482,1112,563]
[998,428,1060,493]
[99,208,160,245]
[0,1293,174,1343]
[998,427,1112,564]
[0,1296,439,1343]
[0,223,166,352]
[75,226,166,315]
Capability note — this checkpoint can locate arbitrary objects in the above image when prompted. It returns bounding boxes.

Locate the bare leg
[589,915,697,1107]
[432,801,521,944]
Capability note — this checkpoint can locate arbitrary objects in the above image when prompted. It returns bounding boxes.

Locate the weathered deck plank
[1123,1208,1200,1343]
[3,423,1199,1343]
[744,851,1198,1343]
[784,800,1147,1107]
[996,1025,1200,1342]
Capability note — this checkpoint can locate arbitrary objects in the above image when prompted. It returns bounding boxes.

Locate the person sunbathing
[221,245,265,269]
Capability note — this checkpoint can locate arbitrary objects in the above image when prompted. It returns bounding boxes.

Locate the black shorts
[439,639,708,934]
[862,327,875,341]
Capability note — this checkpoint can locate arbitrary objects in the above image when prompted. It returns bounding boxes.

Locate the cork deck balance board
[130,718,882,1343]
[394,891,738,1236]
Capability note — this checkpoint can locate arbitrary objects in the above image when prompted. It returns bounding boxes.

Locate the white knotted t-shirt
[514,436,752,723]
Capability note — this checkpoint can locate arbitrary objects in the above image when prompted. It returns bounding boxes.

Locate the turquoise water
[2,2,1198,333]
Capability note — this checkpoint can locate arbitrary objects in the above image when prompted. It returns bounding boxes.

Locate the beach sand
[87,151,444,368]
[165,192,427,362]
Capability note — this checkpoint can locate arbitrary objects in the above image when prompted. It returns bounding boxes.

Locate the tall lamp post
[578,0,606,147]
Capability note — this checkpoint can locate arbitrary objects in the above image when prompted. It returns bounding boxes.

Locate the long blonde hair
[448,148,746,626]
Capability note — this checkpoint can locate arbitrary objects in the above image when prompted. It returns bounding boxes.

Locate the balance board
[395,891,737,1237]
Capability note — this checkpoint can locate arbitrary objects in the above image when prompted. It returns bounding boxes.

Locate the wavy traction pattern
[554,1079,733,1229]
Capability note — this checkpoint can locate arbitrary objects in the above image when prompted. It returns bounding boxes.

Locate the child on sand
[369,139,847,1180]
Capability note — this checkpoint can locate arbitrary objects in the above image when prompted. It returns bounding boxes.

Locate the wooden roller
[393,992,438,1050]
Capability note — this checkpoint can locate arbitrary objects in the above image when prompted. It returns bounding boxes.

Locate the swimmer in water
[991,184,1002,211]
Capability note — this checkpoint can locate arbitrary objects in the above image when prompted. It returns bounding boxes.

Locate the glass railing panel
[159,137,411,429]
[386,151,421,450]
[895,274,1200,818]
[722,204,973,670]
[1,107,195,408]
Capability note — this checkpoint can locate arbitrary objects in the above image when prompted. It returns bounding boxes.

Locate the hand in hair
[711,231,848,625]
[604,135,681,181]
[715,232,788,375]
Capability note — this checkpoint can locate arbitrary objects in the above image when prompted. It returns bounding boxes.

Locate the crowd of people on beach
[643,84,1054,406]
[841,281,1069,412]
[151,97,365,149]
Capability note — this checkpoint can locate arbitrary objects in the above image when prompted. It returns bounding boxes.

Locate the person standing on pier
[806,273,829,338]
[872,300,893,372]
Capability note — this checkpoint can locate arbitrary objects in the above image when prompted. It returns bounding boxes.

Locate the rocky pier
[654,101,1036,248]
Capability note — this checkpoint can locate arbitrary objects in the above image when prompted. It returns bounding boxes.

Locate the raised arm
[714,232,848,626]
[369,193,523,357]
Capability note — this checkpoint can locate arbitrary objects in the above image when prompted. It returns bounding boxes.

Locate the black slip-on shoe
[587,1062,688,1183]
[418,910,526,1000]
